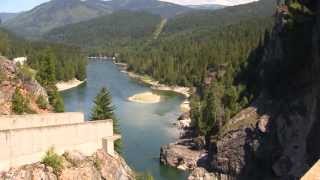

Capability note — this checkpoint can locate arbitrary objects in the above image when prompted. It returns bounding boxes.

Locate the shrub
[136,172,154,180]
[36,95,48,109]
[93,156,102,171]
[41,147,64,174]
[11,88,31,114]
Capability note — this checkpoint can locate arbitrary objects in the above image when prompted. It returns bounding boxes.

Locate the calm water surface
[61,60,188,180]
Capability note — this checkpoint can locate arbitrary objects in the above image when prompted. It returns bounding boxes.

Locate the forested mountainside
[3,0,190,38]
[45,11,162,50]
[3,0,112,38]
[163,0,277,34]
[44,0,276,53]
[103,0,190,18]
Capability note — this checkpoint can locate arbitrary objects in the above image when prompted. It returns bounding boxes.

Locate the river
[61,60,188,180]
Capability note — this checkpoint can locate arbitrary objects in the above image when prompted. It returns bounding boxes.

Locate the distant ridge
[187,4,225,10]
[4,0,190,38]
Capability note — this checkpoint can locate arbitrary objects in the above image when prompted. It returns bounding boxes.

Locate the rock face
[160,139,205,171]
[0,56,49,114]
[188,168,218,180]
[0,150,134,180]
[206,1,320,179]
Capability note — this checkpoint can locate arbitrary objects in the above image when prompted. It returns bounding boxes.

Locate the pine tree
[11,88,27,114]
[91,87,122,153]
[47,86,64,113]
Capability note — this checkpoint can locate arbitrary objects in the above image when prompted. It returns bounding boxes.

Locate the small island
[128,92,161,104]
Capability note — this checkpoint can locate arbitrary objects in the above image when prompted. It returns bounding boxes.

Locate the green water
[61,60,188,180]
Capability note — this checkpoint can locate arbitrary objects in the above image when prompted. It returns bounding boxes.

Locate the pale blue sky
[0,0,257,13]
[0,0,50,13]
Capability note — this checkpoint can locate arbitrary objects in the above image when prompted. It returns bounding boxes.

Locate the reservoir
[61,60,188,180]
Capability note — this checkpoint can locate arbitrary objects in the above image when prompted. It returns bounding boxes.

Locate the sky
[0,0,258,13]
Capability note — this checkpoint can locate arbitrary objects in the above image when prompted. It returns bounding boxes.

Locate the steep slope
[44,11,162,49]
[0,56,49,115]
[3,0,112,38]
[205,1,320,179]
[164,0,276,33]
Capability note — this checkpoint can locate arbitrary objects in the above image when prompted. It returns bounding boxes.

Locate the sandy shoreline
[114,61,192,127]
[128,92,161,104]
[56,79,85,92]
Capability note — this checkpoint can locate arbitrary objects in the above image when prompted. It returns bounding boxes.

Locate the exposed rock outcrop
[0,56,49,114]
[205,1,320,179]
[188,167,218,180]
[0,150,134,180]
[160,139,206,171]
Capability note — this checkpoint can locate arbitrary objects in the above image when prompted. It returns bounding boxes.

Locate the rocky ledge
[0,150,134,180]
[160,138,206,171]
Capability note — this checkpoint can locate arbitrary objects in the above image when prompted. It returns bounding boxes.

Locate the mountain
[3,0,112,38]
[164,0,277,33]
[104,0,191,18]
[187,4,225,10]
[4,0,190,38]
[0,13,19,23]
[44,11,162,49]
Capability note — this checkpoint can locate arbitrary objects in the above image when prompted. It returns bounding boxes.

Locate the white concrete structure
[0,113,120,171]
[13,57,27,65]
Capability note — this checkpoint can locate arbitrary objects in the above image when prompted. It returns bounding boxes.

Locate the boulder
[160,140,204,170]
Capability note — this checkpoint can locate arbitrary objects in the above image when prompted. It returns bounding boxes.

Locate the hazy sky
[0,0,258,13]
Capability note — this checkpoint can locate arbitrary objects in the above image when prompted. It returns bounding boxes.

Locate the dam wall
[0,113,84,130]
[0,113,119,171]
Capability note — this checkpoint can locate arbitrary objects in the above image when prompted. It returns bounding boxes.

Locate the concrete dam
[0,112,120,171]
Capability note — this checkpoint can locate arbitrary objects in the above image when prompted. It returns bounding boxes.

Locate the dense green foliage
[91,87,122,153]
[36,95,48,110]
[3,0,111,38]
[11,88,31,114]
[41,147,64,175]
[115,17,273,140]
[45,11,162,51]
[4,0,190,38]
[0,28,87,82]
[163,0,276,34]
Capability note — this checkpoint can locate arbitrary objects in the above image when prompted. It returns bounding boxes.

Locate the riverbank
[114,61,205,176]
[56,79,85,92]
[114,62,192,127]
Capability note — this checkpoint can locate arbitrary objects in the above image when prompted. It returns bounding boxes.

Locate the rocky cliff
[204,0,320,179]
[0,56,50,114]
[0,150,134,180]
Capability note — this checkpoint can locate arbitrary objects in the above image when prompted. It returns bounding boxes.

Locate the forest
[117,17,274,139]
[0,27,87,112]
[0,28,87,82]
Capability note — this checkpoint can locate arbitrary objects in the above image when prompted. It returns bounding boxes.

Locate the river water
[61,60,188,180]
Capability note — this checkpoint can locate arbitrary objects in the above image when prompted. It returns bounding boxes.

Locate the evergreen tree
[91,87,122,153]
[11,88,28,114]
[36,49,57,87]
[47,86,64,113]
